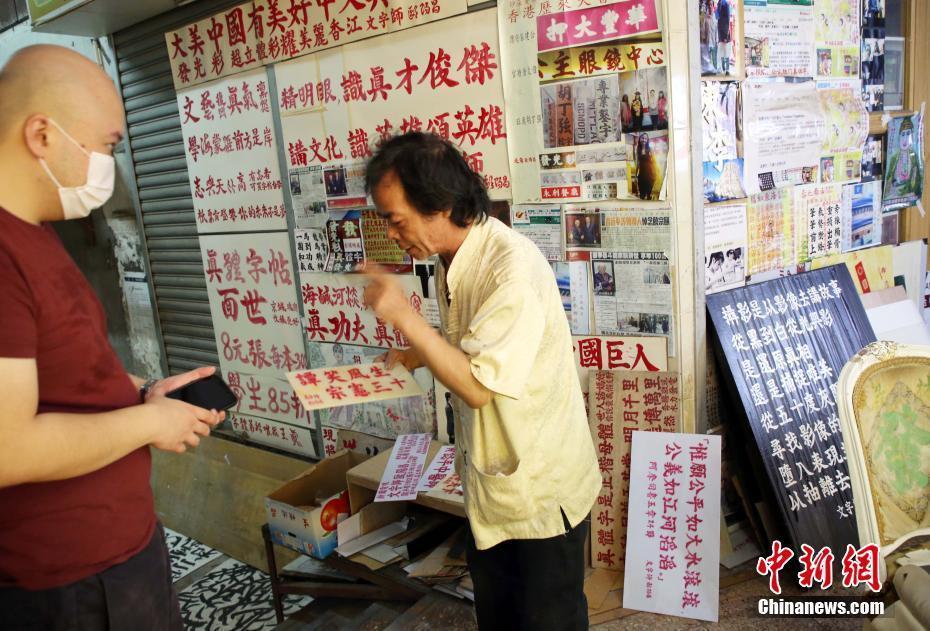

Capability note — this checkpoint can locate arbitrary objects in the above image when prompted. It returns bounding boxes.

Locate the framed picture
[884,36,905,111]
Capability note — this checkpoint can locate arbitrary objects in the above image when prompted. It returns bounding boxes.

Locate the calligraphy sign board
[706,265,876,562]
[299,272,424,348]
[200,232,306,379]
[573,335,668,396]
[623,431,722,622]
[228,411,318,458]
[177,69,288,233]
[588,370,679,570]
[287,362,424,412]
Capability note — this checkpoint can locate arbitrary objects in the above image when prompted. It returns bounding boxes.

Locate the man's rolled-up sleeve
[459,281,545,400]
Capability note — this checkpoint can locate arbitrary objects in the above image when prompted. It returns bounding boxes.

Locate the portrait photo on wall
[626,131,669,201]
[565,212,602,248]
[700,0,742,79]
[592,260,616,296]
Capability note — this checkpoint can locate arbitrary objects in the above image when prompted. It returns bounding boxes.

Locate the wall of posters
[177,68,287,233]
[500,0,665,203]
[275,9,511,206]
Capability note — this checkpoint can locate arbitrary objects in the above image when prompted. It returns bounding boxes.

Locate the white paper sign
[227,412,317,458]
[743,81,824,195]
[623,431,722,622]
[200,232,306,379]
[299,273,424,348]
[417,446,457,492]
[375,433,432,502]
[177,68,287,233]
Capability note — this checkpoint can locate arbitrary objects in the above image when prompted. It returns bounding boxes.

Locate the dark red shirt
[0,207,155,590]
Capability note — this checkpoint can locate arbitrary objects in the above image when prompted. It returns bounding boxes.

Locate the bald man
[0,45,224,630]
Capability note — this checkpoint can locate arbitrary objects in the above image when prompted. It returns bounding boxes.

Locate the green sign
[27,0,75,21]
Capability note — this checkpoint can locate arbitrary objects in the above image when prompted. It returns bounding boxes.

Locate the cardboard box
[265,450,370,559]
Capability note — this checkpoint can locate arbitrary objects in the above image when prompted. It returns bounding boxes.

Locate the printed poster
[553,261,592,335]
[744,0,816,78]
[177,68,287,233]
[814,0,861,79]
[817,85,869,184]
[294,227,329,273]
[275,9,511,203]
[567,206,672,260]
[742,80,824,195]
[591,251,672,338]
[882,111,925,212]
[623,431,722,622]
[794,183,844,263]
[704,202,748,294]
[841,181,883,251]
[747,188,795,276]
[375,433,432,502]
[810,244,894,294]
[573,335,667,396]
[361,210,413,271]
[700,81,739,164]
[512,205,564,261]
[589,371,679,570]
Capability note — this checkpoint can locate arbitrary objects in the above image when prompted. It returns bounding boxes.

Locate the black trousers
[465,513,589,631]
[0,523,182,631]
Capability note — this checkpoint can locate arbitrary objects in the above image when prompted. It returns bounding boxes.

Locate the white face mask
[38,118,115,220]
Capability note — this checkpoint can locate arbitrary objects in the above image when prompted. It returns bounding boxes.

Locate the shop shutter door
[113,1,240,375]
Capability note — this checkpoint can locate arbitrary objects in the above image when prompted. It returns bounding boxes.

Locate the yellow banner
[539,41,665,83]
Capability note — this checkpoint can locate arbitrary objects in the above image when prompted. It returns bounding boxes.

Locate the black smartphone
[165,374,238,411]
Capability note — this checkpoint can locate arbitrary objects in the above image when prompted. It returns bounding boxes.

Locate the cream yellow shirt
[435,217,601,550]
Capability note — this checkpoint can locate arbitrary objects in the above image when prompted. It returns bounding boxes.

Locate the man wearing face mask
[0,45,224,630]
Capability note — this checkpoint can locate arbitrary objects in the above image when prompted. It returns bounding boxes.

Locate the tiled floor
[165,529,309,631]
[165,530,867,630]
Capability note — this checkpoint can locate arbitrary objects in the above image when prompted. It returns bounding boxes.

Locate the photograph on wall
[324,211,364,273]
[860,134,884,182]
[882,112,925,212]
[743,0,816,78]
[701,0,742,79]
[619,67,669,134]
[704,202,748,293]
[565,210,602,250]
[861,26,885,111]
[841,180,883,251]
[703,159,746,203]
[626,131,669,201]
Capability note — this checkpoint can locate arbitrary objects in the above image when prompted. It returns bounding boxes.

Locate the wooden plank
[152,434,311,571]
[901,0,930,263]
[383,591,477,631]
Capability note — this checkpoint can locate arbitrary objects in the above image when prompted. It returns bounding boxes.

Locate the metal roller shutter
[112,0,241,375]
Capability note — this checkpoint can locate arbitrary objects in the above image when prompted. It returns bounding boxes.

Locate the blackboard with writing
[707,265,876,556]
